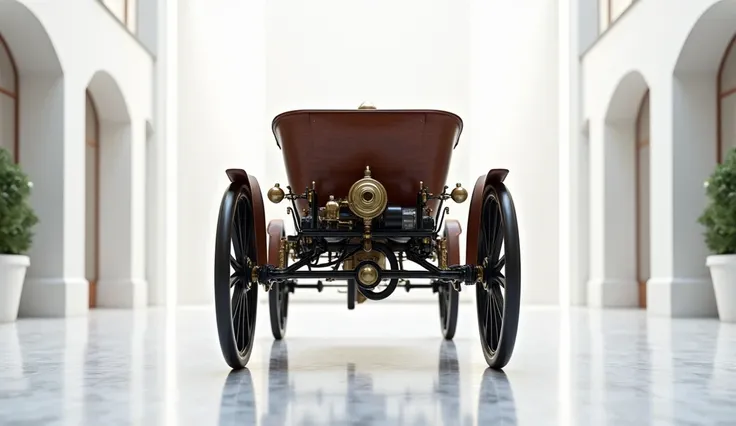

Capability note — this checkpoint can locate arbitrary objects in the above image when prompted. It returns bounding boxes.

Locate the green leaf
[700,148,736,254]
[0,147,39,255]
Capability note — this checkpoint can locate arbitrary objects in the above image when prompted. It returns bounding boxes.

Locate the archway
[85,91,100,308]
[0,2,78,317]
[661,0,736,317]
[635,91,650,308]
[588,70,649,308]
[85,70,137,308]
[0,33,17,161]
[718,35,736,160]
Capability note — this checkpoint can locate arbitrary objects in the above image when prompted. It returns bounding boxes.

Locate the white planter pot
[706,254,736,323]
[0,254,30,323]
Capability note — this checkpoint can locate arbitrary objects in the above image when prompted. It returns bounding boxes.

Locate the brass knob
[358,264,379,286]
[267,183,285,203]
[325,195,340,220]
[450,183,468,203]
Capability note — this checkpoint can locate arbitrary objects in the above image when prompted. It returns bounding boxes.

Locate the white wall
[471,0,560,305]
[264,0,472,303]
[0,0,154,316]
[176,0,266,305]
[578,0,736,316]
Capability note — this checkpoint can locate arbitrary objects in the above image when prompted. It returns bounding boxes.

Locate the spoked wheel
[215,183,259,370]
[438,282,458,339]
[438,221,461,340]
[268,220,289,339]
[475,182,520,370]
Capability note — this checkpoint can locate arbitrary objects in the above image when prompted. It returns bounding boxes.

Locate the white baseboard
[647,277,717,318]
[19,277,89,317]
[586,278,639,308]
[97,278,148,309]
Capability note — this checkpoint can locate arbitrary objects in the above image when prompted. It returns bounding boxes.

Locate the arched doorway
[0,33,17,161]
[635,91,650,308]
[718,35,736,161]
[1,2,72,317]
[86,70,141,308]
[86,91,100,308]
[588,70,649,307]
[659,0,736,317]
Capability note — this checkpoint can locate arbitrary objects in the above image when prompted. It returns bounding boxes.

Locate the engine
[291,166,435,234]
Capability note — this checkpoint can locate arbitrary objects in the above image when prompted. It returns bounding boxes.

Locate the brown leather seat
[272,109,463,208]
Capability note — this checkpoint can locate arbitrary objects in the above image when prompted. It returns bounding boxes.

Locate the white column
[161,0,178,308]
[646,73,717,317]
[176,0,267,305]
[19,76,89,317]
[587,112,639,307]
[97,118,147,308]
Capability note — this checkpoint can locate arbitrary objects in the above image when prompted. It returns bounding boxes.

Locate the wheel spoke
[494,255,505,272]
[494,275,506,289]
[232,210,245,261]
[230,255,242,271]
[242,290,250,350]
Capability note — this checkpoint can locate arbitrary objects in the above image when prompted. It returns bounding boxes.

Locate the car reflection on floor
[217,340,517,426]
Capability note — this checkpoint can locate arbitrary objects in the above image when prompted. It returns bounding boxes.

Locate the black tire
[347,279,356,310]
[215,183,259,370]
[475,182,521,370]
[438,281,459,339]
[269,228,289,340]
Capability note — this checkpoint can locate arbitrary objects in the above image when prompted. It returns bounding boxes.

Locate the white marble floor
[0,301,735,426]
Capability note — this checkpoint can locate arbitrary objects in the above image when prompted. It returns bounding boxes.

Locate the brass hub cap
[358,264,379,287]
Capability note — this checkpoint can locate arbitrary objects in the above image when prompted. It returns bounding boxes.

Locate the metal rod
[262,268,470,281]
[297,230,436,239]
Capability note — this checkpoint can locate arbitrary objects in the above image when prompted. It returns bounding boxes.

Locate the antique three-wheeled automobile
[214,106,520,370]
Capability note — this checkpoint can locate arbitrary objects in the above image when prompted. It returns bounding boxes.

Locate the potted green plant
[0,147,38,323]
[700,148,736,322]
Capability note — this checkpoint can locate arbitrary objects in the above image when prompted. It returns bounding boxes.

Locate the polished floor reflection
[1,303,735,425]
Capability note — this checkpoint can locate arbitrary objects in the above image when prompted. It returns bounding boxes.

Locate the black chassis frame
[253,184,482,291]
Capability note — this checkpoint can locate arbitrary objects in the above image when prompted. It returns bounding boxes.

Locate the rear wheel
[438,282,458,339]
[438,223,460,340]
[214,183,259,369]
[268,223,289,340]
[475,182,520,369]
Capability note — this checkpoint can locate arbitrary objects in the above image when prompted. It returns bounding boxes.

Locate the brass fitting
[358,264,379,286]
[325,195,340,221]
[267,183,285,203]
[439,238,448,269]
[348,166,388,220]
[451,183,468,203]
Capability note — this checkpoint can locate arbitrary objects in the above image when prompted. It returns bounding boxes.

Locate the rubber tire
[269,227,289,340]
[475,182,521,370]
[214,183,259,370]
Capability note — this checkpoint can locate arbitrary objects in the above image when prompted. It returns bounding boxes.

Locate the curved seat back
[272,109,463,209]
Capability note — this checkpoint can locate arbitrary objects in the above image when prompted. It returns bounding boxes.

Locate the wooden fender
[465,169,509,266]
[267,219,285,267]
[226,168,268,266]
[443,219,462,267]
